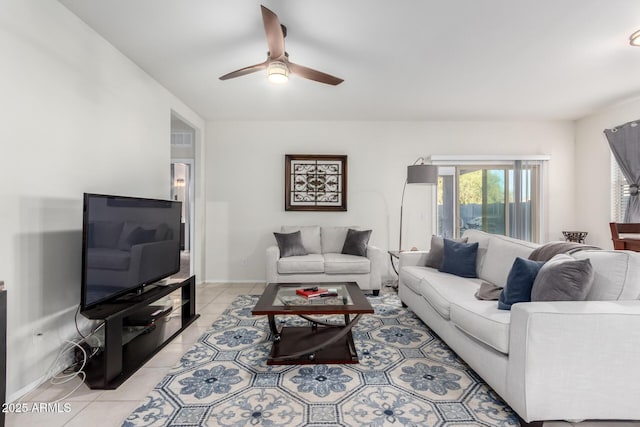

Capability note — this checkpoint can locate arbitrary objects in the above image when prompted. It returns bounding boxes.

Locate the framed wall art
[285,154,347,211]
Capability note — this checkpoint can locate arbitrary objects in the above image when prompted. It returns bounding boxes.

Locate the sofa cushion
[277,254,325,274]
[342,229,372,257]
[498,257,544,310]
[425,235,468,269]
[450,300,512,354]
[572,250,640,300]
[480,233,538,286]
[281,226,321,254]
[321,226,350,254]
[531,254,594,302]
[273,231,307,258]
[439,239,479,278]
[399,266,430,296]
[413,269,484,320]
[324,253,371,274]
[461,229,492,278]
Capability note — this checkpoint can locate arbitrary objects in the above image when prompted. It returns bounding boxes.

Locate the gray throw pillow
[531,254,594,302]
[425,235,468,268]
[273,231,307,258]
[342,229,372,257]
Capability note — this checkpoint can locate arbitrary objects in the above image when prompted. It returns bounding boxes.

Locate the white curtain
[604,121,640,222]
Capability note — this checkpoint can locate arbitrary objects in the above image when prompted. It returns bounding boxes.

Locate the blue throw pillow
[498,257,545,310]
[439,239,479,278]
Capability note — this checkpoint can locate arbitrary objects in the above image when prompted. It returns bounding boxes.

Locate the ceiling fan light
[267,61,289,84]
[630,29,640,46]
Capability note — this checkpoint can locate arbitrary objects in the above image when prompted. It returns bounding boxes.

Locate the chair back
[610,222,640,251]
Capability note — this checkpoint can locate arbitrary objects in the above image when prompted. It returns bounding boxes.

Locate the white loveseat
[266,225,385,295]
[398,229,640,424]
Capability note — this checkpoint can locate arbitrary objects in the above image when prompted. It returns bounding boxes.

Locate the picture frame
[285,154,347,211]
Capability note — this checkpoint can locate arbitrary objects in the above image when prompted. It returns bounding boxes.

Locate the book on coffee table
[295,288,329,298]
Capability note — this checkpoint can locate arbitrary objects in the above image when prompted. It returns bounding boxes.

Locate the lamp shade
[407,164,438,184]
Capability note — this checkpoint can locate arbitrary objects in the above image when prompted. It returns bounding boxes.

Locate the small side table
[562,231,588,244]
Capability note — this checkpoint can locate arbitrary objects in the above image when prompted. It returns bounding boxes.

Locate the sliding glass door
[437,161,541,242]
[458,167,506,235]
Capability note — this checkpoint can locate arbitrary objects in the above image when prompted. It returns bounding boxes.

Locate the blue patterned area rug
[124,294,519,426]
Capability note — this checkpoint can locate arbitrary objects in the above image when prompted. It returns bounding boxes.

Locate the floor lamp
[399,158,438,251]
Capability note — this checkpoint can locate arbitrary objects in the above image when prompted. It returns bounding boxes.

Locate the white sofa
[398,229,640,424]
[266,225,385,295]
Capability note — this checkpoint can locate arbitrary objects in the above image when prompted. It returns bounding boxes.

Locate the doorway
[170,114,196,279]
[171,160,193,278]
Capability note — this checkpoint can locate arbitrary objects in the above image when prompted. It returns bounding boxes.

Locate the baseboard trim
[7,375,47,403]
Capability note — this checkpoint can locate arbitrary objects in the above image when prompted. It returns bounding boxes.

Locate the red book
[295,288,329,298]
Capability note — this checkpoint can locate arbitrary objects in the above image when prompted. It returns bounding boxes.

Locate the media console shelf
[81,275,198,389]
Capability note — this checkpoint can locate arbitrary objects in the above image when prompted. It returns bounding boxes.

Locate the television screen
[81,193,182,310]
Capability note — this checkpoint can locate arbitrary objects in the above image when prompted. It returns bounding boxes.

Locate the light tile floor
[6,282,629,427]
[6,282,265,427]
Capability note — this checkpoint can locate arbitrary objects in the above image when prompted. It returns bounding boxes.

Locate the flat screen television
[81,193,182,310]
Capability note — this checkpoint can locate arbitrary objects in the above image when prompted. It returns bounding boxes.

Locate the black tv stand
[81,275,198,389]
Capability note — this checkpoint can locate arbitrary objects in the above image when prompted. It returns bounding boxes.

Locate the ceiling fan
[219,5,344,86]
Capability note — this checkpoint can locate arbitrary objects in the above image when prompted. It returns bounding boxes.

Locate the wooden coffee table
[252,282,374,365]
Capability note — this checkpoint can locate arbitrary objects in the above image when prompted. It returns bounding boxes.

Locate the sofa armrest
[398,250,429,269]
[366,245,385,290]
[507,300,640,422]
[265,245,280,283]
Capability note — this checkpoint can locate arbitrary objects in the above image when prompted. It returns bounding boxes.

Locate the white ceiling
[58,0,640,121]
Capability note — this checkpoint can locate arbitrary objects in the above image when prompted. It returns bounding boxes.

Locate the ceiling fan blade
[219,61,268,80]
[261,5,285,59]
[288,62,344,86]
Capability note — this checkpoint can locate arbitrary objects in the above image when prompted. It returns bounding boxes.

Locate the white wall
[171,115,196,159]
[204,120,575,282]
[0,0,204,400]
[575,95,640,248]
